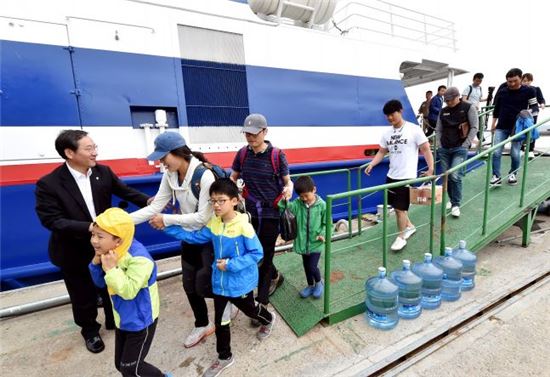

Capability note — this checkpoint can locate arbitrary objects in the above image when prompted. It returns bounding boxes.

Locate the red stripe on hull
[0,144,377,186]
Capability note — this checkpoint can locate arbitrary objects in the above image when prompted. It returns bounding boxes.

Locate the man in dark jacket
[35,130,150,354]
[435,87,479,218]
[427,85,446,137]
[490,68,538,186]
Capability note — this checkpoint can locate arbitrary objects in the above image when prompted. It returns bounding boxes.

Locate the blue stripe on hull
[1,40,415,128]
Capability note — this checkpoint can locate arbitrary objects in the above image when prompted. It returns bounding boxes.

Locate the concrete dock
[1,217,549,377]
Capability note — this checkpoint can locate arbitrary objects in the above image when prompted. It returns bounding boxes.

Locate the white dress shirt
[66,163,97,220]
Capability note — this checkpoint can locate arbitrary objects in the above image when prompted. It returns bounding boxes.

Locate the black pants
[213,292,272,360]
[251,217,279,305]
[181,241,214,327]
[62,262,114,339]
[114,319,163,377]
[425,119,437,137]
[302,253,321,286]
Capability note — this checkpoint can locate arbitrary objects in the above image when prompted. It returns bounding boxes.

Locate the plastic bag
[279,200,297,241]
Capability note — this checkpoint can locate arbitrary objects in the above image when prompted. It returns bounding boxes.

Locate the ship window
[177,25,248,144]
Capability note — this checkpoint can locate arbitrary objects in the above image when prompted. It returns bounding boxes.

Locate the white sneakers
[508,173,518,185]
[184,323,215,348]
[390,236,407,251]
[391,225,416,251]
[445,201,460,217]
[403,226,416,240]
[451,206,460,217]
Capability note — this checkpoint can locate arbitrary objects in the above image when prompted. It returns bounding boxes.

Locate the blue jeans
[438,146,468,207]
[492,129,521,178]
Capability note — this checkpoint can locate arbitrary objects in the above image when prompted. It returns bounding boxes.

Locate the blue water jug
[390,260,422,319]
[412,253,443,309]
[452,240,477,291]
[365,267,399,330]
[434,248,463,302]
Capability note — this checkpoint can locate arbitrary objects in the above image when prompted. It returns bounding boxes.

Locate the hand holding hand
[149,214,165,230]
[101,250,118,271]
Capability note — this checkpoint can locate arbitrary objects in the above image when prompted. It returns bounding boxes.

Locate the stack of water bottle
[365,240,476,330]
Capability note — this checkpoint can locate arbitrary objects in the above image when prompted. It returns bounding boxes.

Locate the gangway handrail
[322,115,550,315]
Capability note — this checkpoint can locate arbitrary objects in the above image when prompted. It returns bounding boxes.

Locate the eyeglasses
[208,198,229,206]
[82,145,99,152]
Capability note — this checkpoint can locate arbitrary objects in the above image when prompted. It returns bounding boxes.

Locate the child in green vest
[278,176,328,299]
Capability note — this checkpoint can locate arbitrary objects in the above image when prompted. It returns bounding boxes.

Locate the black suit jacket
[35,163,149,268]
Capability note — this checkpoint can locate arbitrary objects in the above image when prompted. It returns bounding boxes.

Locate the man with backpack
[490,68,538,186]
[462,73,487,110]
[231,114,293,317]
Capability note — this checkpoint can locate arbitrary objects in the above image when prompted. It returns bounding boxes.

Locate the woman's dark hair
[209,178,239,199]
[382,99,403,115]
[169,145,209,163]
[294,176,316,195]
[55,130,88,159]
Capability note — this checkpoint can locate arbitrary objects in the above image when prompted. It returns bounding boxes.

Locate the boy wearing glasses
[164,178,275,377]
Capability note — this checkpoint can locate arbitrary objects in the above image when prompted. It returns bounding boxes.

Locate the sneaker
[490,175,502,186]
[202,356,235,377]
[257,312,276,341]
[299,286,314,298]
[403,226,416,240]
[451,206,460,218]
[528,151,535,160]
[445,201,452,210]
[390,236,407,251]
[221,303,239,326]
[312,281,324,299]
[508,173,518,185]
[184,323,215,348]
[268,272,285,296]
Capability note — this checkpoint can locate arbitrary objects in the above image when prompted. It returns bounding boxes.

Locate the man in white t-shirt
[364,99,434,251]
[461,73,486,109]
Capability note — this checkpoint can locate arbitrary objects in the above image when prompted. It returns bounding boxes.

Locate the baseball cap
[242,113,267,134]
[146,132,187,161]
[444,87,460,101]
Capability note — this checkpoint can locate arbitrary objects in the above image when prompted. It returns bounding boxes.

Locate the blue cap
[147,132,187,161]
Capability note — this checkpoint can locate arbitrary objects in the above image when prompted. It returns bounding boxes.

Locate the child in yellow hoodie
[89,208,171,377]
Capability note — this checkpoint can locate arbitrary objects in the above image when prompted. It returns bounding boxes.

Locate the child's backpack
[513,110,539,143]
[190,162,231,200]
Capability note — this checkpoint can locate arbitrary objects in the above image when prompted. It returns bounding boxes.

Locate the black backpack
[190,163,231,200]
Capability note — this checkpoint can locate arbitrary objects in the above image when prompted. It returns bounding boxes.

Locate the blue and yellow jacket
[89,208,159,332]
[164,213,263,298]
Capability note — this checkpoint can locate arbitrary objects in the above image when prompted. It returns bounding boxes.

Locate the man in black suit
[35,130,150,353]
